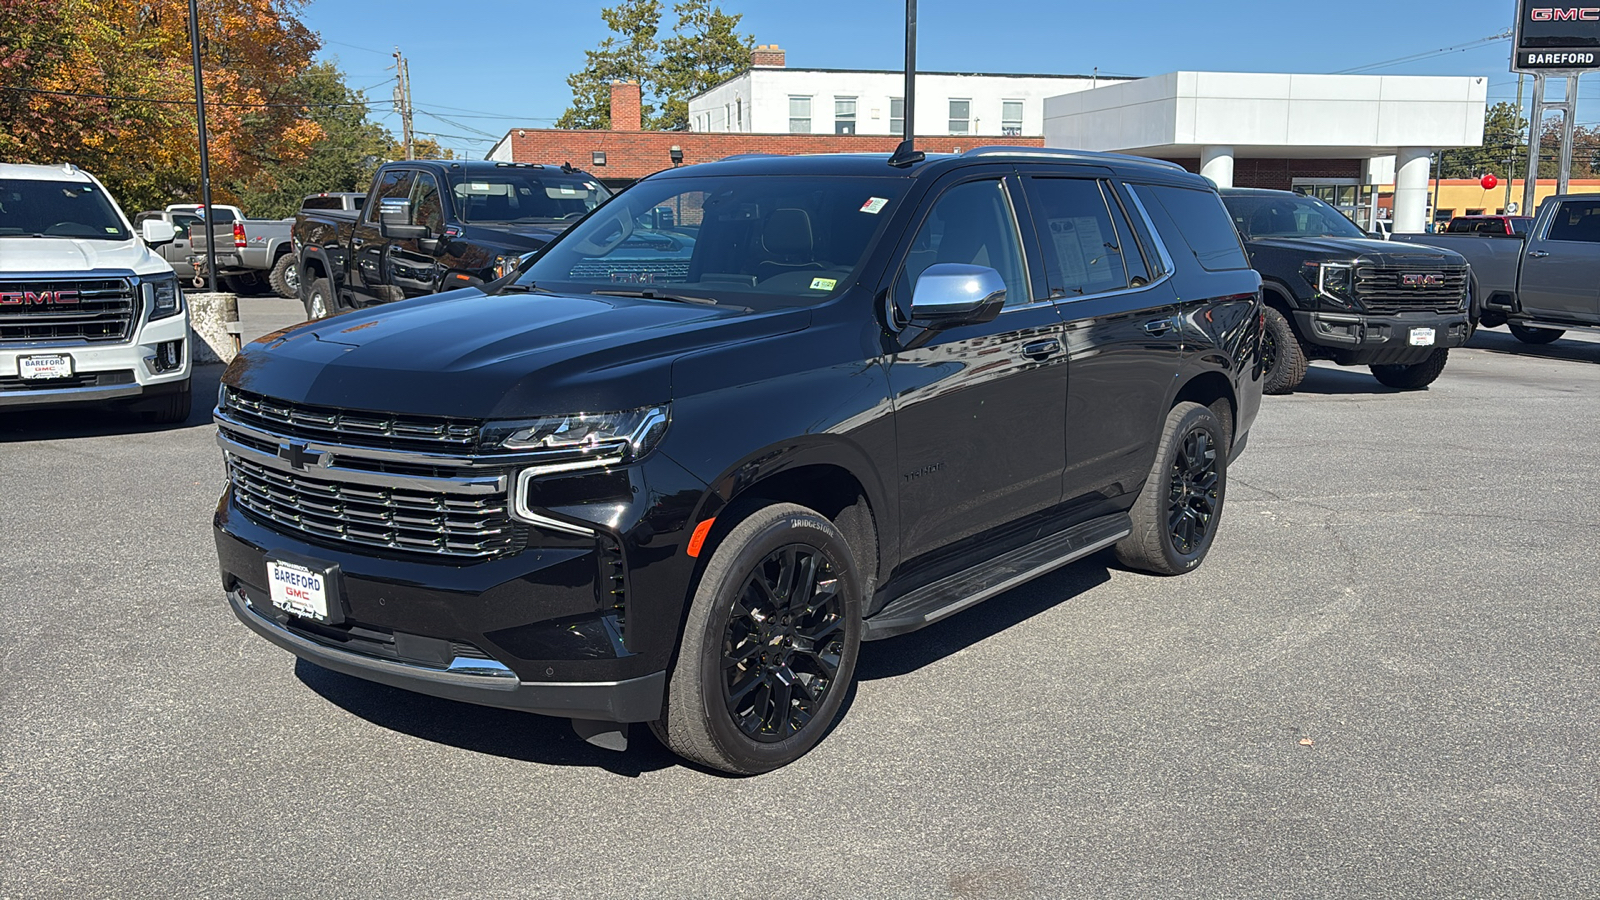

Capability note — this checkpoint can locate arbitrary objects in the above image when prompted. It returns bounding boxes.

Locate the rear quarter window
[1137,185,1250,272]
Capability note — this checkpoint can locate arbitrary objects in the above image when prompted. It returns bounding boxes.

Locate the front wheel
[1261,306,1308,395]
[652,503,862,775]
[304,278,334,320]
[1115,402,1228,576]
[137,379,193,425]
[1509,322,1564,345]
[1370,348,1448,390]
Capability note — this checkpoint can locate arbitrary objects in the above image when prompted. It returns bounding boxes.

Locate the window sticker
[859,197,889,215]
[1047,217,1107,284]
[809,277,838,291]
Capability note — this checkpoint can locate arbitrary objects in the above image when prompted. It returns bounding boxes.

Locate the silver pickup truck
[191,217,296,298]
[1392,194,1600,345]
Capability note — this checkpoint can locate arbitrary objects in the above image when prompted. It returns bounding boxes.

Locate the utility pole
[188,0,217,293]
[393,48,414,160]
[1507,74,1523,213]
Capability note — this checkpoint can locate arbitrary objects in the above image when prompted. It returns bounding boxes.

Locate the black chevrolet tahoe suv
[213,148,1263,774]
[1220,188,1471,393]
[292,160,609,320]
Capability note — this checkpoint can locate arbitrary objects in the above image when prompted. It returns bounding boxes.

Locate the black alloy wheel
[1260,322,1279,378]
[721,544,847,743]
[1167,426,1220,556]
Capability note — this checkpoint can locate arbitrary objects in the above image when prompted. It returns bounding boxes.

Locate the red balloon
[1481,173,1499,190]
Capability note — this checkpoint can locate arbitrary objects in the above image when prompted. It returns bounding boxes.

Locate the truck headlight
[496,406,669,461]
[144,275,183,321]
[1302,261,1355,308]
[493,253,529,280]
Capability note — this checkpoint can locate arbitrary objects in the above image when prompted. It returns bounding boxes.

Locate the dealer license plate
[19,354,73,380]
[267,559,330,622]
[1408,327,1436,347]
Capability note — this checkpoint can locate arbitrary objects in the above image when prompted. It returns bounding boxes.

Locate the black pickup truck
[292,160,609,319]
[214,148,1263,774]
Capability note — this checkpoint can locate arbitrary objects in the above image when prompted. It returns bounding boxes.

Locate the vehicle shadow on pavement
[0,364,223,441]
[293,658,683,777]
[1468,328,1600,365]
[1290,364,1403,396]
[856,558,1113,682]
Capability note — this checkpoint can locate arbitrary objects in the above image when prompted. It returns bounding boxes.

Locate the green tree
[1534,121,1600,179]
[556,0,751,131]
[1438,101,1528,180]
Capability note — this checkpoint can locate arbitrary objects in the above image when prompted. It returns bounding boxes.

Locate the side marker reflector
[687,518,715,557]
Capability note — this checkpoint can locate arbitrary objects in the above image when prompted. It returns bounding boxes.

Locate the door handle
[1143,317,1176,335]
[1021,338,1062,360]
[1528,250,1550,258]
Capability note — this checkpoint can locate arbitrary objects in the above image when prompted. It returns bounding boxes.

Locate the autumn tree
[557,0,751,131]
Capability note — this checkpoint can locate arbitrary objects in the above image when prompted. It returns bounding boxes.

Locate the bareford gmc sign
[1515,2,1600,70]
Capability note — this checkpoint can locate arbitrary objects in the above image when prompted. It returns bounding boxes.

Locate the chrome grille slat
[224,387,482,452]
[0,277,138,344]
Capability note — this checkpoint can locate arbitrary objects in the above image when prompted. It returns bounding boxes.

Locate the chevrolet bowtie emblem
[277,442,322,470]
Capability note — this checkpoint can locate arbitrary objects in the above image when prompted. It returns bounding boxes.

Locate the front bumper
[1292,309,1470,365]
[0,310,191,408]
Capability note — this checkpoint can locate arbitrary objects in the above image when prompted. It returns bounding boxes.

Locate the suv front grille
[1354,266,1468,315]
[226,452,522,559]
[0,278,139,344]
[223,387,482,453]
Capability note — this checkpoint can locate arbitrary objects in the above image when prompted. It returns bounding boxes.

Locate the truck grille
[224,387,482,453]
[0,277,139,345]
[1354,266,1468,315]
[226,452,522,559]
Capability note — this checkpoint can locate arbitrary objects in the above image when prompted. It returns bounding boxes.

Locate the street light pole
[188,0,217,293]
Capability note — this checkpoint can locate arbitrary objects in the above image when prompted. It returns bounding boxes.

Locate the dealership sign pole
[1512,0,1598,215]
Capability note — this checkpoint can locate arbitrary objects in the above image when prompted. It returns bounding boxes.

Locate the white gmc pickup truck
[1,163,191,422]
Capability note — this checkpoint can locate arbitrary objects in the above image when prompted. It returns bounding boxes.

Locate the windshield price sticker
[1409,327,1436,346]
[268,560,330,621]
[809,277,838,291]
[859,197,889,215]
[19,354,73,380]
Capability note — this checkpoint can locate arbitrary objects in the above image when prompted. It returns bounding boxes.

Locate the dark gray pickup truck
[1392,194,1600,345]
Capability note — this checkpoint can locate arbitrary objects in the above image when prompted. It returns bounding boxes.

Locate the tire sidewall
[1155,406,1228,573]
[305,278,332,319]
[689,507,863,773]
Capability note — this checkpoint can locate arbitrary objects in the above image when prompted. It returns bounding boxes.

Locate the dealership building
[489,47,1491,233]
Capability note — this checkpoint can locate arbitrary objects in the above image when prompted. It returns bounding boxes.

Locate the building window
[948,99,970,135]
[736,97,743,131]
[834,96,857,135]
[889,98,904,136]
[1001,100,1023,136]
[1465,208,1485,216]
[788,96,812,134]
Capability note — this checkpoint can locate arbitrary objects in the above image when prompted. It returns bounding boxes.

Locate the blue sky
[299,0,1598,159]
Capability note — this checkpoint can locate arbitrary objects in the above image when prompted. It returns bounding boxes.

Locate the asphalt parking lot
[2,304,1597,899]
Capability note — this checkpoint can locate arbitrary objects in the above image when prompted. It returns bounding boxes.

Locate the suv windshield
[0,179,130,241]
[449,170,611,224]
[1222,193,1367,240]
[517,175,908,307]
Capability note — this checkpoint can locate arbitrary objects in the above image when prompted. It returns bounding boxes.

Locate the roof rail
[718,153,781,162]
[961,146,1187,171]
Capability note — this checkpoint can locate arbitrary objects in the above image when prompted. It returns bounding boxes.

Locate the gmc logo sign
[1531,7,1600,19]
[0,289,80,306]
[1401,274,1446,287]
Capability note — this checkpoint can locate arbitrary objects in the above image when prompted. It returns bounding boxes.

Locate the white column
[1364,156,1395,231]
[1200,145,1234,189]
[1393,148,1433,234]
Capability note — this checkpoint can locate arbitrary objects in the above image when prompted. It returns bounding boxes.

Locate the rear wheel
[1261,306,1307,395]
[268,253,298,299]
[1115,402,1228,576]
[652,503,862,775]
[1509,322,1564,345]
[304,278,334,320]
[1370,348,1449,390]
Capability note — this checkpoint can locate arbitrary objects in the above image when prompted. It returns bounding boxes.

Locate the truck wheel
[268,253,298,299]
[304,278,334,320]
[1509,323,1564,345]
[652,503,862,775]
[1370,348,1449,390]
[138,379,193,425]
[1115,402,1228,576]
[1261,307,1308,395]
[223,273,262,295]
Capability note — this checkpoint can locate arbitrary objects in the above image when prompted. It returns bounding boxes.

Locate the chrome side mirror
[909,263,1006,328]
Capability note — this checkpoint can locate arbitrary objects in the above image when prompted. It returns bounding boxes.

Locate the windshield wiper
[498,281,551,294]
[592,288,719,306]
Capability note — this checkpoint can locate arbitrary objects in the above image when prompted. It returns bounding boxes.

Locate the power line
[321,39,389,56]
[1335,30,1512,75]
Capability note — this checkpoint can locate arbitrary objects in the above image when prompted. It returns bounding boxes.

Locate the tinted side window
[302,197,339,210]
[1546,199,1600,244]
[1026,177,1131,297]
[365,170,414,223]
[410,173,445,233]
[897,178,1030,307]
[1140,185,1250,272]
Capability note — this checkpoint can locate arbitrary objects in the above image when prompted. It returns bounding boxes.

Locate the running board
[862,512,1131,641]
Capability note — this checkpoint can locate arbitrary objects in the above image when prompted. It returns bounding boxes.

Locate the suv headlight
[497,406,670,533]
[144,275,183,321]
[493,253,529,280]
[1302,261,1355,308]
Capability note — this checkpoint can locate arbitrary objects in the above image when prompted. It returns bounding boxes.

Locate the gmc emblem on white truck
[0,289,81,306]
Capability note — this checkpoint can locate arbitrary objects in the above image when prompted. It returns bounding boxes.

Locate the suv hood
[0,237,172,276]
[1249,236,1466,266]
[225,288,809,419]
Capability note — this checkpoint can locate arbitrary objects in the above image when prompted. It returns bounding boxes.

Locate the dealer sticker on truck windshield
[267,560,329,621]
